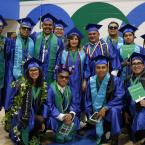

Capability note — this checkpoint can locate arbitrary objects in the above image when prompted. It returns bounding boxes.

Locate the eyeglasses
[132,62,143,66]
[22,27,31,31]
[108,26,118,30]
[58,75,69,80]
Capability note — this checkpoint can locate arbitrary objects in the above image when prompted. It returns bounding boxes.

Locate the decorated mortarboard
[40,13,57,23]
[0,15,7,27]
[55,64,74,75]
[17,17,35,29]
[55,20,67,29]
[85,24,102,32]
[119,24,138,34]
[67,27,83,39]
[24,57,42,70]
[128,52,145,64]
[92,55,110,65]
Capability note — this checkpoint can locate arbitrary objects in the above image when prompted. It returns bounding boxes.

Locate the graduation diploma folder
[128,82,145,103]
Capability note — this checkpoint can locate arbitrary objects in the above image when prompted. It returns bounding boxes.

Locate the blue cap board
[17,17,35,29]
[119,24,137,34]
[24,57,42,70]
[93,55,110,65]
[40,13,57,23]
[67,27,83,39]
[55,20,67,29]
[85,24,102,32]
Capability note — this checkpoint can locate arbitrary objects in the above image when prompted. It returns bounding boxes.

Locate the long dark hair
[25,68,44,87]
[67,34,81,50]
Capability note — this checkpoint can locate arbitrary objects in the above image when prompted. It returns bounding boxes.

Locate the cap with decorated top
[55,64,74,75]
[24,57,42,70]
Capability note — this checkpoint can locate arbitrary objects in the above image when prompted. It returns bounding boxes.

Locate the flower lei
[3,77,48,132]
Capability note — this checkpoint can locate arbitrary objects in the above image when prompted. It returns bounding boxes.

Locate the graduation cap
[17,17,35,29]
[93,55,110,65]
[55,64,74,75]
[40,13,57,23]
[55,20,67,29]
[0,15,7,27]
[24,57,42,70]
[141,34,145,48]
[85,24,102,32]
[128,52,145,64]
[67,27,83,39]
[119,24,138,34]
[141,34,145,40]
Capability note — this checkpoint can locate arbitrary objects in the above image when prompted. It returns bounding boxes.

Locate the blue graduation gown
[104,36,124,51]
[44,81,80,131]
[125,72,145,133]
[83,39,121,79]
[0,38,14,107]
[57,49,86,113]
[31,32,64,85]
[85,75,125,135]
[10,86,46,144]
[4,36,34,111]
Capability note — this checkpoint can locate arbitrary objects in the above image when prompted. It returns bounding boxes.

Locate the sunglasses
[58,75,69,80]
[108,26,118,30]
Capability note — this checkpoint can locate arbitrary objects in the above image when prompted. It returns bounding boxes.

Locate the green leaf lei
[3,77,48,131]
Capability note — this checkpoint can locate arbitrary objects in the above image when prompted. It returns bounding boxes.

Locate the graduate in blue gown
[85,55,125,145]
[0,15,15,110]
[83,23,121,81]
[118,24,145,81]
[32,13,64,85]
[0,15,8,110]
[124,52,145,144]
[6,58,48,145]
[104,21,123,52]
[4,17,35,111]
[44,64,80,143]
[57,27,85,114]
[54,20,67,39]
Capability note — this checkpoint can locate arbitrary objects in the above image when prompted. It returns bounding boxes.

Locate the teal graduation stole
[61,49,85,74]
[50,81,71,113]
[13,34,34,80]
[90,73,110,112]
[0,35,5,88]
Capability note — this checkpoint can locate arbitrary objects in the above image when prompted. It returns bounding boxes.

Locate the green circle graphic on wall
[72,2,128,44]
